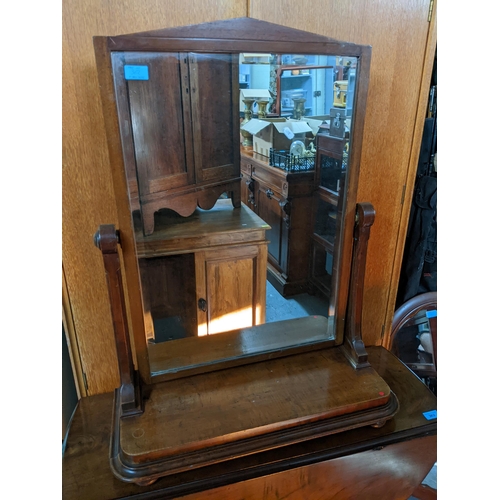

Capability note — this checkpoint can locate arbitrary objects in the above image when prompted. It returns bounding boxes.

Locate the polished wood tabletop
[63,346,436,499]
[133,198,271,259]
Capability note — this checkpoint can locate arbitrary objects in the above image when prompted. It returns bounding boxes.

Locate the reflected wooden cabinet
[111,52,241,236]
[256,182,285,272]
[310,133,347,297]
[195,244,266,336]
[138,253,197,342]
[135,200,269,343]
[240,150,316,296]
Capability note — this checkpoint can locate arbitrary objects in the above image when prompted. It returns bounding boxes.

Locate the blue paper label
[423,410,437,420]
[124,65,149,81]
[426,310,437,318]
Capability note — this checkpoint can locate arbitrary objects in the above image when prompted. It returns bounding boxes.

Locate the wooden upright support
[342,202,376,369]
[94,224,143,416]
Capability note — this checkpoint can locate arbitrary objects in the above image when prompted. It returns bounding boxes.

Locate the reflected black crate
[269,148,315,172]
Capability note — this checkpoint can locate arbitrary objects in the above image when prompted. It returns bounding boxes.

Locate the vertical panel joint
[428,0,435,22]
[380,324,386,340]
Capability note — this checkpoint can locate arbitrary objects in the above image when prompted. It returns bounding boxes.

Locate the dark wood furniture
[97,42,241,237]
[62,346,437,499]
[390,291,437,388]
[91,17,412,490]
[93,16,372,386]
[93,201,399,484]
[134,199,269,343]
[310,133,347,298]
[390,292,438,499]
[240,149,316,296]
[241,134,349,300]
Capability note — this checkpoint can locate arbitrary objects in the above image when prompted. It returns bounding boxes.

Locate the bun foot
[371,419,387,429]
[136,477,158,486]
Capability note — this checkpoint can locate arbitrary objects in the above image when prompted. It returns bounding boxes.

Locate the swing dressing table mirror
[93,17,399,486]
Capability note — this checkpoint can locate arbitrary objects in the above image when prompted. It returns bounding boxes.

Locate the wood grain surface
[62,346,437,499]
[249,0,436,346]
[180,435,436,500]
[62,0,247,395]
[119,347,391,464]
[133,199,270,258]
[148,316,332,379]
[63,0,436,394]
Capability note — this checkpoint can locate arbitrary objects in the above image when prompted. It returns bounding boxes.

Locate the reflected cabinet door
[256,184,287,275]
[111,52,240,235]
[189,53,240,184]
[195,245,267,336]
[112,52,195,204]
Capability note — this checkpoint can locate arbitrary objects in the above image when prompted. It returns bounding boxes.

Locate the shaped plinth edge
[94,224,143,417]
[342,202,376,369]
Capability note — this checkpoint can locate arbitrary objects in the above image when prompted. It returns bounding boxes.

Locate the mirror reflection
[111,51,358,375]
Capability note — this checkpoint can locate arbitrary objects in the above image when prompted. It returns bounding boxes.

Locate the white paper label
[283,127,295,140]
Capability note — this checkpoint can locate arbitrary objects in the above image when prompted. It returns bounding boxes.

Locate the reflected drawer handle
[198,298,207,312]
[266,189,274,199]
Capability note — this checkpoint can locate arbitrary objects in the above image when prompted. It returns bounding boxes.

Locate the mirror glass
[111,51,358,377]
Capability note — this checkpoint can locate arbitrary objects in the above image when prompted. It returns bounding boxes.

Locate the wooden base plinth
[110,346,399,485]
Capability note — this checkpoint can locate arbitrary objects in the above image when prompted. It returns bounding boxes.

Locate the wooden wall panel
[62,0,247,395]
[249,0,436,346]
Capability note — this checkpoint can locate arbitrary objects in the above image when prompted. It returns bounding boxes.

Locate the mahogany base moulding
[62,347,437,499]
[109,345,398,485]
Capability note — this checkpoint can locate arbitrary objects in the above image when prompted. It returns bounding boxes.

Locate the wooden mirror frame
[93,17,371,385]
